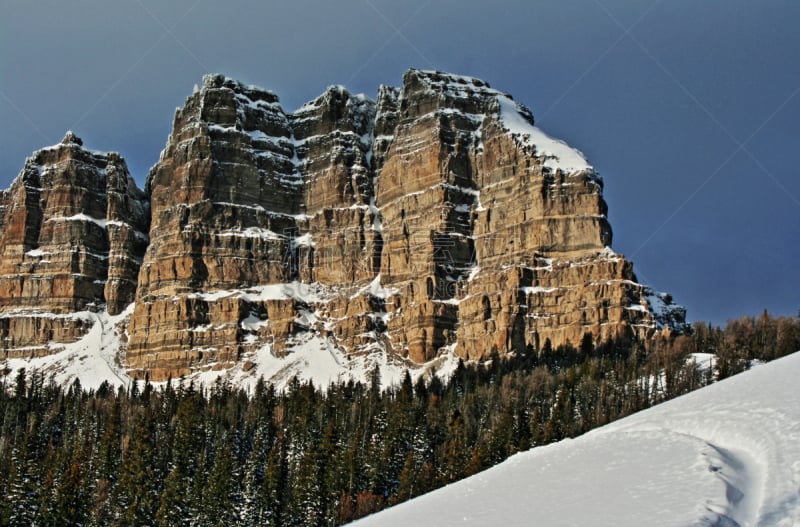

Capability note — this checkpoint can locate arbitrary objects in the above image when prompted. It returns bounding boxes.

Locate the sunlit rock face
[0,131,148,358]
[0,71,685,381]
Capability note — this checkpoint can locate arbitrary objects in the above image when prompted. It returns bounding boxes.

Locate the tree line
[0,310,798,526]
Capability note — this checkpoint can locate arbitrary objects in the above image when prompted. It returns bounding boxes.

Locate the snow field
[0,298,461,394]
[350,352,800,526]
[0,305,133,391]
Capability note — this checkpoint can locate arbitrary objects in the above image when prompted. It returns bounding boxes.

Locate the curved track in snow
[352,353,800,527]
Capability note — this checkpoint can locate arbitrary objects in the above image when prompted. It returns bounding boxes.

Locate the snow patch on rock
[497,95,592,174]
[0,305,134,391]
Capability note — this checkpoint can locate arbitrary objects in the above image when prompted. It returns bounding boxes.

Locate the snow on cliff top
[409,69,593,174]
[202,69,593,175]
[351,352,800,527]
[497,94,592,173]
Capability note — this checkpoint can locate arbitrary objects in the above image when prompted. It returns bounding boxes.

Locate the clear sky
[1,0,798,325]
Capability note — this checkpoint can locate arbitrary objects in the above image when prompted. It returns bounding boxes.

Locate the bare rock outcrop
[0,132,148,358]
[124,70,684,380]
[0,71,686,382]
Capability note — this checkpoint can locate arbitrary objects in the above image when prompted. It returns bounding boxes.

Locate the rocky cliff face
[0,70,685,384]
[0,132,148,359]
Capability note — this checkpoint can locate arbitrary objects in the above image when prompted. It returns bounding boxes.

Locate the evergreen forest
[0,311,798,526]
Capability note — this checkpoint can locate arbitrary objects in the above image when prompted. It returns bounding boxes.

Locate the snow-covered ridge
[496,94,592,174]
[351,352,800,526]
[410,69,496,97]
[202,69,593,178]
[399,69,594,174]
[185,281,332,304]
[40,213,148,242]
[201,73,280,105]
[292,85,375,118]
[45,212,108,229]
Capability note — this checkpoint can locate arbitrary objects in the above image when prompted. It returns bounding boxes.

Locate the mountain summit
[0,70,684,387]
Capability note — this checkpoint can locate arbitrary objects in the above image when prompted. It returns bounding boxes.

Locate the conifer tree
[5,441,39,526]
[201,442,240,526]
[113,410,158,526]
[239,431,268,526]
[261,431,289,527]
[49,459,89,526]
[394,451,420,503]
[439,410,468,483]
[289,445,323,526]
[155,465,191,527]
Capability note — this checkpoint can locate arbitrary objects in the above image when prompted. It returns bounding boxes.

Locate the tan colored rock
[125,70,684,380]
[0,133,147,359]
[0,71,685,381]
[127,75,302,378]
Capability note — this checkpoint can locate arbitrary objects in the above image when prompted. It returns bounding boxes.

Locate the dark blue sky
[2,0,798,324]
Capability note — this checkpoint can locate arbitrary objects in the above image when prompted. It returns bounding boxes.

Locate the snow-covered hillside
[0,302,461,392]
[351,352,800,527]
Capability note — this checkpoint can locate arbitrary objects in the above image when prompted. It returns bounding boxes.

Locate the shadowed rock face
[0,132,148,358]
[0,70,686,380]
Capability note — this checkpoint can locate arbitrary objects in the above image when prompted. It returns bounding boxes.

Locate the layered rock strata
[0,132,148,358]
[0,70,685,381]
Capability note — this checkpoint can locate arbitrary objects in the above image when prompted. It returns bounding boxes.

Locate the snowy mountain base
[0,304,460,392]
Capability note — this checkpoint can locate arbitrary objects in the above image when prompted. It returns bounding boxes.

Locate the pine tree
[95,395,122,483]
[289,445,323,526]
[487,404,514,464]
[439,410,468,484]
[203,442,240,526]
[48,460,89,526]
[239,431,268,526]
[464,439,490,476]
[113,410,159,526]
[155,465,190,527]
[188,457,209,526]
[393,451,420,503]
[261,432,289,527]
[155,385,207,526]
[5,441,40,526]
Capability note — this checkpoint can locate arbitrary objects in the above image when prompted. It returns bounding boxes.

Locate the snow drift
[350,352,800,527]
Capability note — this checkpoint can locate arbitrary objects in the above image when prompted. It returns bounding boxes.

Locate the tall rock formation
[0,70,685,384]
[0,132,148,358]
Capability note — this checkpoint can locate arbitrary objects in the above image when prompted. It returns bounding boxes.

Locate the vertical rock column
[0,132,148,358]
[127,75,304,379]
[374,70,495,361]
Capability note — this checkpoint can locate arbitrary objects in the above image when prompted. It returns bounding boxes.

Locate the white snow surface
[192,333,459,393]
[0,293,460,393]
[351,352,800,527]
[0,305,133,391]
[45,213,108,229]
[360,274,400,299]
[497,95,592,174]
